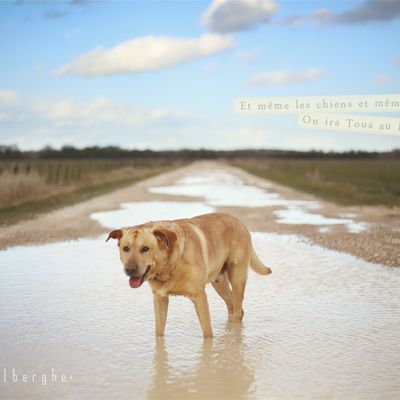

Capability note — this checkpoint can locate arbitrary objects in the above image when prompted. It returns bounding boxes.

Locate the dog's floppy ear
[106,229,124,242]
[153,227,177,250]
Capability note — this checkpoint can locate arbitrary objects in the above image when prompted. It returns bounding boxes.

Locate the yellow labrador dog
[107,212,271,338]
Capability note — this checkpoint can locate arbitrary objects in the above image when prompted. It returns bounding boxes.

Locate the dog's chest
[149,277,196,297]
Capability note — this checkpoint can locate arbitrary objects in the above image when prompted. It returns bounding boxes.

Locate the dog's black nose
[125,265,139,276]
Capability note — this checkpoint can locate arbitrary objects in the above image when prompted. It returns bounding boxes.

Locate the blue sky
[0,0,399,151]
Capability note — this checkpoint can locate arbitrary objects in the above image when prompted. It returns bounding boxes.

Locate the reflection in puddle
[148,324,254,400]
[150,169,318,208]
[91,201,214,229]
[150,169,368,233]
[1,230,399,399]
[275,206,368,233]
[150,181,282,208]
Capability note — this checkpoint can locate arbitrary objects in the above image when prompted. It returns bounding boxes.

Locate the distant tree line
[1,144,399,160]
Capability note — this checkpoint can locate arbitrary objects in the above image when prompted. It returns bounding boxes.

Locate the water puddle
[1,231,399,399]
[150,169,368,233]
[150,179,283,208]
[149,169,315,208]
[318,226,333,234]
[91,201,214,229]
[1,169,394,399]
[274,206,368,233]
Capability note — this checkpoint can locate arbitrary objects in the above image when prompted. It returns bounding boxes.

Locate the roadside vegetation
[233,158,400,207]
[1,145,399,227]
[0,147,187,226]
[0,159,166,207]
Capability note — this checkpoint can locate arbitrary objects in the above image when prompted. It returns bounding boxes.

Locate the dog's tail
[250,245,272,275]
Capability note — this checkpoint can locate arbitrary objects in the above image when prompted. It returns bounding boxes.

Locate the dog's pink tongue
[129,276,142,289]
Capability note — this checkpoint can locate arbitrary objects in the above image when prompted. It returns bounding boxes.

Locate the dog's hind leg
[227,257,249,323]
[212,272,234,317]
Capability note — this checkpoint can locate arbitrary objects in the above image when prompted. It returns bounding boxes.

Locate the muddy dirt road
[1,161,399,266]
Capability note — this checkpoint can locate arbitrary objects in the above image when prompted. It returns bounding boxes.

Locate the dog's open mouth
[129,266,150,289]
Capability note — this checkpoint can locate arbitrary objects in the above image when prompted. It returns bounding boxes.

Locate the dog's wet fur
[107,212,272,338]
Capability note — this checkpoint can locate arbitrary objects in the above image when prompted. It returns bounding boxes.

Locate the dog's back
[181,212,271,277]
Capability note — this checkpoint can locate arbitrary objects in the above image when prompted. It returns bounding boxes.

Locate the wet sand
[1,161,399,267]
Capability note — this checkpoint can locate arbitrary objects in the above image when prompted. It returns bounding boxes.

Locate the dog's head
[106,225,178,288]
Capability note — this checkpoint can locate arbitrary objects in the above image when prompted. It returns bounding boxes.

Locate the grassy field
[0,159,179,226]
[233,158,400,207]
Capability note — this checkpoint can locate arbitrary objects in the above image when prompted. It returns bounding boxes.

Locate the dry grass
[0,159,182,226]
[0,171,53,207]
[0,161,166,208]
[0,166,148,207]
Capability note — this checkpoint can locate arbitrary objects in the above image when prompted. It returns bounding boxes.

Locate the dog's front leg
[153,294,169,337]
[191,290,213,338]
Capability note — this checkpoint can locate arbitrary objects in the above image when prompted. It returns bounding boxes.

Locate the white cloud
[332,0,400,25]
[313,9,332,20]
[246,68,322,87]
[31,96,185,128]
[284,8,332,26]
[1,93,399,152]
[54,33,234,77]
[285,0,400,27]
[285,16,311,27]
[238,49,260,63]
[0,94,196,150]
[0,90,19,106]
[33,97,111,126]
[202,0,277,33]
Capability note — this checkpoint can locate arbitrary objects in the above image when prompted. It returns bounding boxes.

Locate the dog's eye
[140,246,149,253]
[123,246,130,252]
